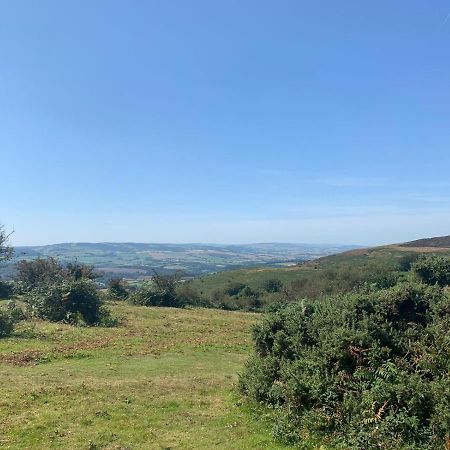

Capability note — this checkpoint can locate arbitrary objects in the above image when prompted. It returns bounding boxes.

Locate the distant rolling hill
[399,235,450,248]
[191,235,450,301]
[3,242,360,280]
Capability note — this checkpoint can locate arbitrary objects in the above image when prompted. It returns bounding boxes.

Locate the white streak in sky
[443,13,450,25]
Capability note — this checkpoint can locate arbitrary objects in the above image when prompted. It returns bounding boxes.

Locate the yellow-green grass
[0,303,292,449]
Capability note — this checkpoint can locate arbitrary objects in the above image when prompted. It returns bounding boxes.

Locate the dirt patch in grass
[1,337,115,366]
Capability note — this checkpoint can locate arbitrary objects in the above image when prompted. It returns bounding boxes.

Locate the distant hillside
[191,235,450,305]
[3,242,359,280]
[399,235,450,248]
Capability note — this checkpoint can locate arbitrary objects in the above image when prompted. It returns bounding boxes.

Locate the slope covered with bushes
[239,257,450,449]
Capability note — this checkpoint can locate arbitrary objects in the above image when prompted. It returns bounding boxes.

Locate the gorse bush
[239,281,450,449]
[16,258,97,290]
[130,273,185,307]
[263,278,283,293]
[412,254,450,287]
[107,278,129,300]
[27,280,111,325]
[209,283,264,311]
[0,310,14,337]
[0,281,14,299]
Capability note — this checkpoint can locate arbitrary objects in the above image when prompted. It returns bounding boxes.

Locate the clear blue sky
[2,1,450,246]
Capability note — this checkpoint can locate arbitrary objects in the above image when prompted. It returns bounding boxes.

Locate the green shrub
[225,282,247,296]
[26,280,111,325]
[239,282,450,449]
[0,311,14,337]
[107,278,129,300]
[6,300,27,322]
[16,258,98,290]
[176,282,210,307]
[131,284,184,307]
[0,281,14,299]
[130,273,211,309]
[130,273,184,308]
[263,278,283,293]
[412,255,450,286]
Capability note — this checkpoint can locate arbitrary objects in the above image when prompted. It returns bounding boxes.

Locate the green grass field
[0,303,292,449]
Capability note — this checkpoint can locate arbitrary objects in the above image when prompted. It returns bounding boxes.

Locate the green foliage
[0,310,14,337]
[210,283,264,311]
[0,224,13,263]
[239,282,450,449]
[412,255,450,286]
[225,282,247,296]
[0,281,14,299]
[65,262,98,281]
[130,273,184,307]
[26,280,111,325]
[107,278,129,300]
[263,278,283,293]
[176,282,211,307]
[16,257,98,290]
[6,300,27,322]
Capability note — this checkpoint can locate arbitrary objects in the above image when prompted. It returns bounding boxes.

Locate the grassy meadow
[0,302,291,449]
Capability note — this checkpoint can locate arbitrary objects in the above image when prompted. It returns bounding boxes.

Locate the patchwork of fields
[7,242,359,280]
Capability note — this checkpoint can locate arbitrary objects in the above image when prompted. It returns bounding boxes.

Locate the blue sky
[2,1,450,246]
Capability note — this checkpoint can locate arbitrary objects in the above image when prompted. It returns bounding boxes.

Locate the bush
[176,282,210,307]
[16,258,98,290]
[0,281,14,299]
[263,278,283,293]
[130,273,184,308]
[412,255,450,286]
[26,280,111,325]
[6,300,27,322]
[225,282,247,296]
[239,282,450,449]
[108,278,129,300]
[0,310,14,337]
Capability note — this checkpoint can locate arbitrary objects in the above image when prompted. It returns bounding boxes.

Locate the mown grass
[0,303,292,449]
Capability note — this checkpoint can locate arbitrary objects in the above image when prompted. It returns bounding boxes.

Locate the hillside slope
[191,236,450,303]
[399,235,450,248]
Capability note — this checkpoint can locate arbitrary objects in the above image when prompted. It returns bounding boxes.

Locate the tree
[0,225,13,263]
[0,225,14,299]
[263,278,283,293]
[16,257,65,287]
[66,262,98,281]
[16,258,98,288]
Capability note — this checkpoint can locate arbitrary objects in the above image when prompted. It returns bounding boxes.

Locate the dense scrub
[412,254,450,287]
[0,310,14,337]
[26,279,114,325]
[12,257,116,326]
[239,258,450,449]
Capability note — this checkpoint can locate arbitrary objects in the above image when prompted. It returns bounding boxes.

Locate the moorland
[1,227,450,449]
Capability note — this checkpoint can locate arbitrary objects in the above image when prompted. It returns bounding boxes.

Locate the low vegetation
[1,223,450,449]
[239,256,450,449]
[0,303,291,449]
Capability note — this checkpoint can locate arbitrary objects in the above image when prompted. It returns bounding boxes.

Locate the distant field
[0,303,291,449]
[5,242,359,281]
